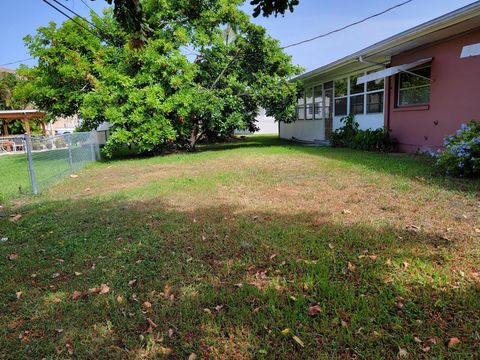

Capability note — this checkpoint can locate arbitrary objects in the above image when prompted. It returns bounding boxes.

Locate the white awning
[356,58,432,85]
[461,43,480,58]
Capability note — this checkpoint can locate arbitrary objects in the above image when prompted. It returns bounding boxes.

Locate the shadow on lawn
[1,197,479,359]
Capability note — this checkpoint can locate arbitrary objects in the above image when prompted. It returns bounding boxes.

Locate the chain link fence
[23,132,101,194]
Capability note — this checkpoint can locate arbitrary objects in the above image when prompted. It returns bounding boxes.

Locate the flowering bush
[436,121,480,177]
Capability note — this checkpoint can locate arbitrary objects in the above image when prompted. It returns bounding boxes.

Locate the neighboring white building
[235,109,278,135]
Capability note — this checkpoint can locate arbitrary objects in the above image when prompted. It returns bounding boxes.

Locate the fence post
[67,134,73,170]
[90,142,96,161]
[25,134,38,195]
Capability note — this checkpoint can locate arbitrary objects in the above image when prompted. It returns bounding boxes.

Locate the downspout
[386,76,391,130]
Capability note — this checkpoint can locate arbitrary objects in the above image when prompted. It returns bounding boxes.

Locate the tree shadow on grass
[0,197,479,359]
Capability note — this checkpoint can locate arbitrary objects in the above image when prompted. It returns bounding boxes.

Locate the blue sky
[0,0,477,71]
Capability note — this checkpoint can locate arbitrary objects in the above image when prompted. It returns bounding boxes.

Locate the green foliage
[329,114,358,148]
[19,2,301,157]
[436,121,480,177]
[0,72,20,109]
[330,114,398,152]
[250,0,300,17]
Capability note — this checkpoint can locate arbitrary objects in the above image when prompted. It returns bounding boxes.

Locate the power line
[78,0,101,18]
[49,0,104,33]
[0,58,35,67]
[41,0,99,38]
[281,0,413,50]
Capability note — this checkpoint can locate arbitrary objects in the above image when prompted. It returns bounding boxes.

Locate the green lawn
[1,136,479,359]
[0,147,96,201]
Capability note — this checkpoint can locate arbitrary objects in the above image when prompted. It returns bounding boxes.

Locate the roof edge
[294,1,480,82]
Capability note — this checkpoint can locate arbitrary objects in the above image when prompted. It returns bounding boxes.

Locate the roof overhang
[294,1,480,85]
[0,110,45,120]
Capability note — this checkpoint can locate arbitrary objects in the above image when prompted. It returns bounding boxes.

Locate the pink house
[281,2,480,153]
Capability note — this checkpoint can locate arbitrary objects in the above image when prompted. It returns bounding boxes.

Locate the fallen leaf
[292,335,305,347]
[188,353,197,360]
[72,291,87,300]
[146,318,158,333]
[88,283,110,295]
[385,258,392,266]
[341,320,348,328]
[116,295,124,303]
[143,301,152,310]
[214,304,224,312]
[475,228,480,234]
[8,253,19,261]
[1,237,8,242]
[414,337,422,343]
[74,272,82,276]
[159,347,172,355]
[422,346,431,353]
[270,253,278,260]
[84,188,91,192]
[308,304,322,316]
[15,291,22,299]
[448,337,460,348]
[52,272,60,279]
[168,328,174,338]
[70,174,78,178]
[128,279,137,287]
[328,243,334,250]
[398,347,408,358]
[281,328,290,335]
[99,284,110,294]
[347,262,356,273]
[406,224,420,231]
[403,261,410,270]
[9,214,22,222]
[342,209,352,215]
[368,255,378,260]
[66,341,74,355]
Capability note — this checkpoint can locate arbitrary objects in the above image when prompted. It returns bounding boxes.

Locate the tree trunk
[189,122,198,150]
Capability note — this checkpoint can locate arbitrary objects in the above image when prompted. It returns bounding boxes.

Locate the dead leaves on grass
[72,284,110,300]
[448,337,461,348]
[7,253,19,261]
[9,214,22,222]
[307,304,322,316]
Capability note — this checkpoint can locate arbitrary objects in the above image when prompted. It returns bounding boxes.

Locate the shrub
[329,114,359,148]
[436,120,480,177]
[329,114,398,152]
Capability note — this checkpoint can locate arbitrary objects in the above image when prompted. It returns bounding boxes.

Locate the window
[350,94,364,115]
[306,87,314,120]
[314,85,323,119]
[334,78,348,116]
[398,66,431,106]
[350,75,364,95]
[366,76,384,114]
[297,90,305,120]
[367,92,384,113]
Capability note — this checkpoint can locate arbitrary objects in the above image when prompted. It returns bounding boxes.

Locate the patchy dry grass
[1,136,479,359]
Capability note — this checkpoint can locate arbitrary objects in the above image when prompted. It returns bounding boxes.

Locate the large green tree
[100,0,299,43]
[17,1,301,156]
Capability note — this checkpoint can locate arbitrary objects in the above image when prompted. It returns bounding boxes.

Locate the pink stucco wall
[386,29,480,153]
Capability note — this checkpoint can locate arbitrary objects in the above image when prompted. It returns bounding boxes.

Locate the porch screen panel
[306,87,314,120]
[314,85,323,120]
[297,90,305,120]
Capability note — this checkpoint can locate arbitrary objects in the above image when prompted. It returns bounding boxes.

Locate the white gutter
[294,1,480,81]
